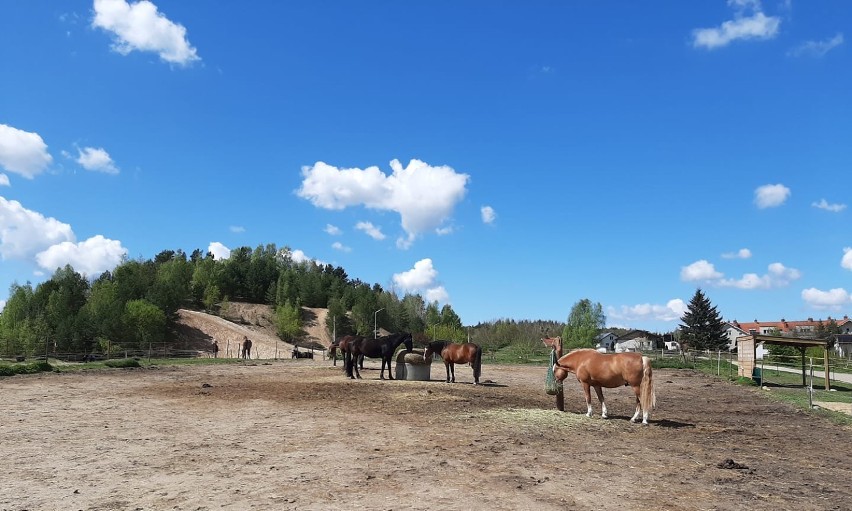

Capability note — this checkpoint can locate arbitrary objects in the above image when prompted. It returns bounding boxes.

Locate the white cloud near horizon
[324,224,342,236]
[297,159,469,249]
[481,205,496,224]
[208,241,230,260]
[35,235,127,276]
[0,124,53,179]
[607,299,687,323]
[75,146,119,174]
[788,33,844,58]
[812,199,846,213]
[754,183,790,208]
[0,197,75,260]
[842,247,852,271]
[722,248,752,259]
[681,259,800,289]
[692,0,780,50]
[355,221,386,241]
[802,287,851,310]
[92,0,200,66]
[392,258,449,304]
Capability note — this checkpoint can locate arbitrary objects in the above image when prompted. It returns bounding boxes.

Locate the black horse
[334,335,366,372]
[346,333,413,380]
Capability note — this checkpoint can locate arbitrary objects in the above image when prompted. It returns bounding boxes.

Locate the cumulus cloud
[692,0,780,49]
[681,260,723,282]
[802,287,851,310]
[788,33,844,58]
[92,0,200,66]
[75,146,119,174]
[0,197,75,260]
[607,299,688,323]
[324,224,342,236]
[435,226,453,235]
[754,183,790,209]
[842,247,852,271]
[355,221,386,241]
[35,235,127,276]
[812,199,846,213]
[722,248,752,259]
[297,159,469,248]
[392,258,449,304]
[0,124,53,179]
[718,262,801,289]
[0,174,8,187]
[331,241,351,253]
[481,205,496,224]
[208,241,230,260]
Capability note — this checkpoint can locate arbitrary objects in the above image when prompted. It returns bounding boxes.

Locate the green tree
[562,298,605,349]
[679,288,726,351]
[276,300,302,342]
[123,299,166,350]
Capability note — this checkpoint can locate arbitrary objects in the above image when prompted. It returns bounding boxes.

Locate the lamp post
[374,308,385,339]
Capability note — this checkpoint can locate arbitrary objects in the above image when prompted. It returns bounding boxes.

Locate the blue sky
[1,0,851,332]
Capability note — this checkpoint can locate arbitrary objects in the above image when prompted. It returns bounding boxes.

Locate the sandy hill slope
[173,303,333,359]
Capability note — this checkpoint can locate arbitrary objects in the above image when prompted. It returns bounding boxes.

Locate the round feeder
[395,349,432,381]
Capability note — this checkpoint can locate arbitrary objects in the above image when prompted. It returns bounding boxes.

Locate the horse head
[402,333,414,352]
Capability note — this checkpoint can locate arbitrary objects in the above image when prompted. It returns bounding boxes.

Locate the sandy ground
[2,359,852,511]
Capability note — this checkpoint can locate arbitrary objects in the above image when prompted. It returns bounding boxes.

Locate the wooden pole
[824,347,830,391]
[800,347,806,387]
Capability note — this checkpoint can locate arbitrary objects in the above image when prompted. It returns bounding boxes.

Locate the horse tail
[473,344,483,382]
[640,356,656,412]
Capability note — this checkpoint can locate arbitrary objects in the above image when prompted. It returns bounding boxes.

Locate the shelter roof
[738,334,831,348]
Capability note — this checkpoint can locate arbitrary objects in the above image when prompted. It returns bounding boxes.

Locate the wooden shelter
[737,334,832,389]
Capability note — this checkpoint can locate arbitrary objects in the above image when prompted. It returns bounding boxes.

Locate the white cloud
[607,299,687,322]
[229,225,245,233]
[481,205,496,224]
[812,199,846,213]
[355,221,386,241]
[0,197,75,260]
[35,235,127,276]
[754,183,790,209]
[92,0,200,66]
[722,248,752,259]
[285,248,326,267]
[718,262,801,289]
[208,241,230,260]
[681,260,723,282]
[0,299,5,312]
[436,226,453,236]
[76,146,119,174]
[0,124,53,179]
[802,287,851,310]
[392,258,450,304]
[692,0,780,49]
[842,247,852,271]
[0,174,9,187]
[788,33,844,58]
[331,241,351,253]
[297,159,469,247]
[324,224,342,236]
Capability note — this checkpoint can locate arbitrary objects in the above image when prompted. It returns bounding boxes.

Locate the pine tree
[679,289,727,351]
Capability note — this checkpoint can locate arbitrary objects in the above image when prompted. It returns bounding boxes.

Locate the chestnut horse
[553,348,655,424]
[348,333,413,380]
[331,336,365,372]
[423,340,482,385]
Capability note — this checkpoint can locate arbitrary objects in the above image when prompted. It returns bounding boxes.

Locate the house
[835,334,852,358]
[723,321,749,351]
[614,330,663,352]
[595,332,618,352]
[731,315,850,337]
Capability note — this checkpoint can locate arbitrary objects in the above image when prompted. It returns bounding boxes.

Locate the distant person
[242,336,252,359]
[212,340,219,358]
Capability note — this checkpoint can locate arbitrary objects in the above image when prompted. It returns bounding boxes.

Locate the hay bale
[403,352,431,365]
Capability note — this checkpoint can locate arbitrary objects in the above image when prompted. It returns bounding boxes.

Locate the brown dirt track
[2,359,851,511]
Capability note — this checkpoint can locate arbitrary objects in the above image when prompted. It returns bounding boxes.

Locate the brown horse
[333,335,365,375]
[348,333,413,380]
[553,348,655,424]
[423,340,482,385]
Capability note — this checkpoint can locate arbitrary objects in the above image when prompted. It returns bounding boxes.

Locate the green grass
[0,360,54,376]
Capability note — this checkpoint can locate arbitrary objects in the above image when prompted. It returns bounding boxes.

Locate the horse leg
[353,353,362,379]
[449,362,456,383]
[630,384,642,423]
[593,386,607,419]
[582,382,593,417]
[444,362,451,383]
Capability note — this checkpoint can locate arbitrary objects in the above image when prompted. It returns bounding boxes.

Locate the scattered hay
[470,408,614,428]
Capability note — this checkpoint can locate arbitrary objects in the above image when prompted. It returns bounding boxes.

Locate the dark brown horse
[348,333,413,380]
[553,348,655,424]
[423,340,482,385]
[332,335,365,372]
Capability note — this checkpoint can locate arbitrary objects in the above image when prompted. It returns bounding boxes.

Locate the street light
[374,308,385,338]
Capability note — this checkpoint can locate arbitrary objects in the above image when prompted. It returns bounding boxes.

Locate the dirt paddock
[2,359,851,511]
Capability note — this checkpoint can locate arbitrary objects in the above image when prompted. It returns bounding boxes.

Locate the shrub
[105,358,141,368]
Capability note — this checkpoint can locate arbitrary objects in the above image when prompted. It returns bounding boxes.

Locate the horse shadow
[652,418,695,429]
